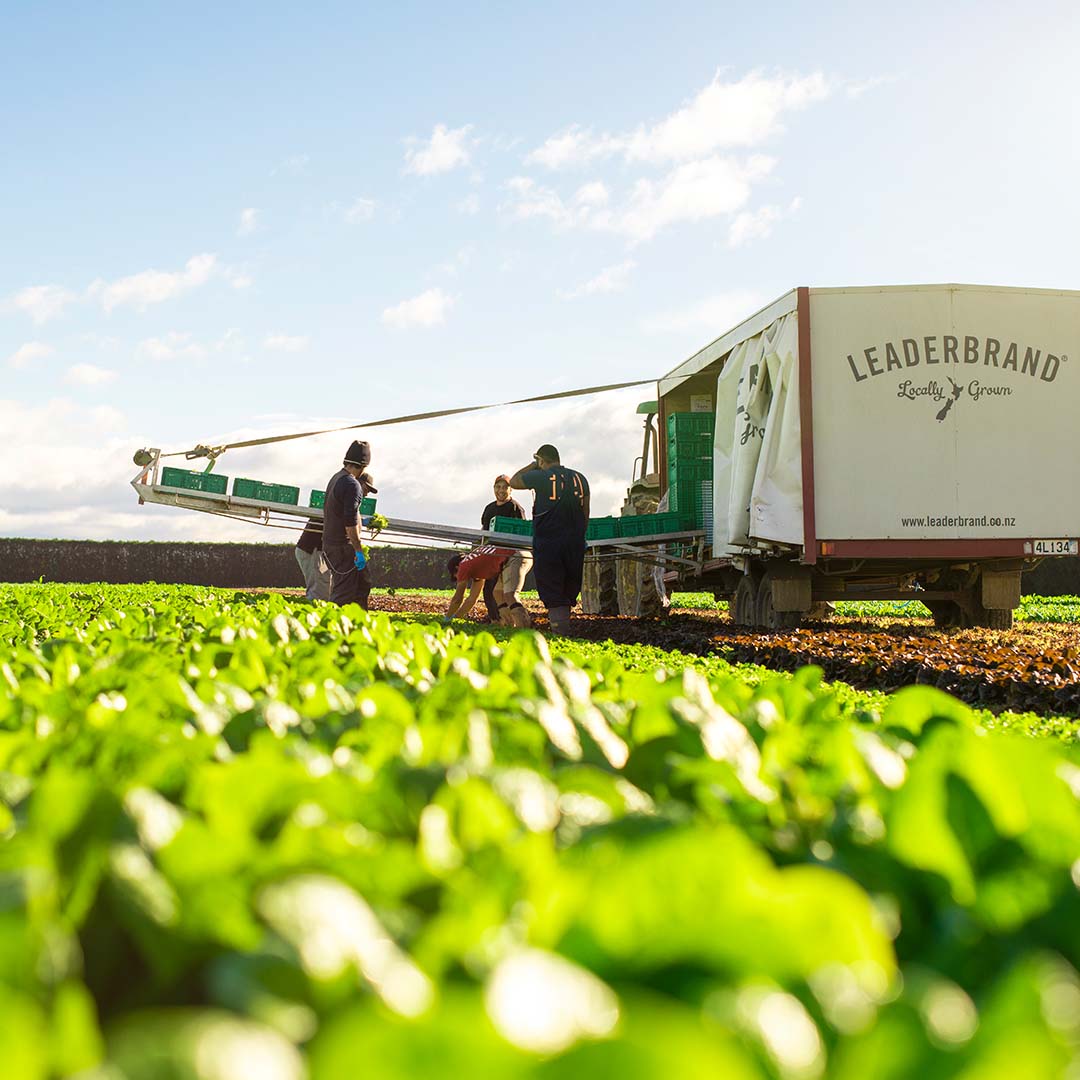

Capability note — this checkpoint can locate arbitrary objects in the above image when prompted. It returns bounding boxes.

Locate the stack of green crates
[160,467,228,495]
[668,458,712,528]
[308,490,376,516]
[667,412,714,461]
[667,412,714,529]
[585,516,620,541]
[492,517,533,537]
[232,478,300,506]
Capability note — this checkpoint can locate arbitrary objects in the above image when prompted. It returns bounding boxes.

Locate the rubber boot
[548,606,571,635]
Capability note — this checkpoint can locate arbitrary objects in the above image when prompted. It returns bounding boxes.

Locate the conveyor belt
[131,479,704,563]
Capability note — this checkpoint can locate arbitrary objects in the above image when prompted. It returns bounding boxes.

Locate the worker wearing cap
[480,474,526,622]
[322,439,377,608]
[509,444,589,635]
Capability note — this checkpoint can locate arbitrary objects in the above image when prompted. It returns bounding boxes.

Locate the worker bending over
[444,545,519,624]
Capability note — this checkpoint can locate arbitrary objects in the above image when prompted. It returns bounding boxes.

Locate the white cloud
[344,197,376,224]
[404,123,473,176]
[559,260,636,300]
[65,363,117,386]
[382,287,455,329]
[10,284,78,324]
[91,254,218,313]
[727,196,801,248]
[607,155,774,242]
[642,289,767,334]
[264,333,309,352]
[527,69,830,169]
[506,156,772,243]
[137,332,208,363]
[457,193,481,215]
[503,178,610,228]
[238,207,259,236]
[7,341,54,369]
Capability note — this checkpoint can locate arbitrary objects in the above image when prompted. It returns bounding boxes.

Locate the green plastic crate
[586,516,620,540]
[667,412,715,438]
[667,412,715,460]
[232,478,300,505]
[619,511,689,537]
[160,467,228,495]
[492,517,533,537]
[310,491,376,515]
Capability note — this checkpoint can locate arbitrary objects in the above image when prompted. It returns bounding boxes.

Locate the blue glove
[354,549,366,570]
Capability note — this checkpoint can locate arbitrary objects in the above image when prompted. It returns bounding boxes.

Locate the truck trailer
[608,283,1080,629]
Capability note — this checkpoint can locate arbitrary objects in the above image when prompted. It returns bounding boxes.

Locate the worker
[509,444,589,635]
[480,474,526,621]
[294,516,330,601]
[443,545,518,623]
[321,439,377,608]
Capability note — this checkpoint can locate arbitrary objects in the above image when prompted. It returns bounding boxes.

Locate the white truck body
[660,283,1080,563]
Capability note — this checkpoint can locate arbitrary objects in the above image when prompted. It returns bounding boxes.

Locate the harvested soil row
[360,591,1080,716]
[264,589,1080,715]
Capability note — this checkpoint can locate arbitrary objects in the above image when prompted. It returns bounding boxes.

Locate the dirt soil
[364,591,1080,716]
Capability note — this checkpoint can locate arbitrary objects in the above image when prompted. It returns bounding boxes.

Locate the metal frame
[132,449,705,570]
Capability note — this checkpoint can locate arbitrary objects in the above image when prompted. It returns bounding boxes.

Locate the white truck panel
[712,311,803,554]
[810,285,1080,540]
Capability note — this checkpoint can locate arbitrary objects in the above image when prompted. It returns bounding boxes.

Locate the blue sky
[3,1,1078,540]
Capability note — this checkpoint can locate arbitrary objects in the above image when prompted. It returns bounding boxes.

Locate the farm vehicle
[587,284,1080,629]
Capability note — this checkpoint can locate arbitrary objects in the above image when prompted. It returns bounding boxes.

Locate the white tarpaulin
[713,312,803,553]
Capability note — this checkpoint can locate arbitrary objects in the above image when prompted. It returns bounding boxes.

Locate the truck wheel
[925,599,962,629]
[616,555,665,618]
[732,575,758,626]
[978,608,1013,630]
[581,554,618,616]
[967,602,1013,630]
[756,569,802,631]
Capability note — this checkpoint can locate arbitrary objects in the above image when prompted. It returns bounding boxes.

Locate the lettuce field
[2,582,1080,1078]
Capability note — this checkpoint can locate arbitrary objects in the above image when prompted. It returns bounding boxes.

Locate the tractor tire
[966,600,1013,630]
[616,555,665,618]
[925,598,962,629]
[732,575,758,626]
[755,569,802,631]
[580,553,618,616]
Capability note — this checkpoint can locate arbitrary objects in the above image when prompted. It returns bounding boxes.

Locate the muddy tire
[967,602,1013,630]
[616,554,665,618]
[732,575,758,626]
[581,553,618,616]
[925,598,962,629]
[756,569,802,631]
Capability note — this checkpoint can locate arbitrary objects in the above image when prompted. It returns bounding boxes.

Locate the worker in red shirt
[442,545,518,623]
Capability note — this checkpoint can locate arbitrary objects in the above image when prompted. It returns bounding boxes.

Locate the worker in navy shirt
[510,444,589,635]
[322,439,376,608]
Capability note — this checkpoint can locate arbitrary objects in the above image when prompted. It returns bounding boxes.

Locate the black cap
[344,439,371,468]
[534,444,559,463]
[359,471,378,494]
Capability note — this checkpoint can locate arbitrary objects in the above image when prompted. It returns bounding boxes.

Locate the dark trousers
[532,534,586,610]
[482,576,499,621]
[323,543,372,608]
